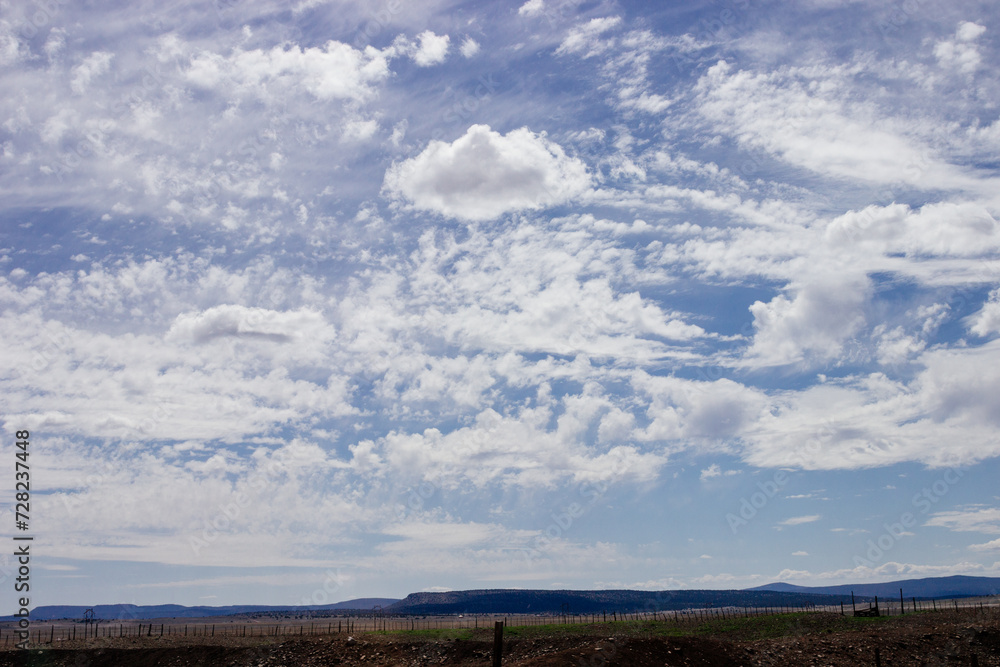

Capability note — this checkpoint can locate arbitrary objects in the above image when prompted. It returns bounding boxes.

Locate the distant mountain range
[748,575,1000,600]
[384,588,863,615]
[8,575,997,621]
[6,598,399,622]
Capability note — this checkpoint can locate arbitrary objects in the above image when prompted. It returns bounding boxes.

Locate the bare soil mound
[0,609,996,666]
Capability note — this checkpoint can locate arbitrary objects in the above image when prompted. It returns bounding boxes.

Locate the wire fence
[2,595,998,648]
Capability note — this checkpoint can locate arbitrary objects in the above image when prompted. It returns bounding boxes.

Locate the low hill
[385,589,865,615]
[7,598,400,621]
[747,575,1000,600]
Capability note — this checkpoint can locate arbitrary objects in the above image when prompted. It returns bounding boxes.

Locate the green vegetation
[373,610,906,645]
[688,612,894,641]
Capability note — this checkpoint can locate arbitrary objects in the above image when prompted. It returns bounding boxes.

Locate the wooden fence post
[492,621,504,667]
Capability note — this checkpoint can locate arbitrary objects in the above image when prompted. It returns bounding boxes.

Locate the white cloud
[166,305,330,345]
[824,202,1000,258]
[968,289,1000,337]
[695,61,978,191]
[0,21,30,66]
[700,464,741,480]
[382,124,591,221]
[184,40,391,101]
[743,342,1000,470]
[700,464,722,480]
[874,326,925,366]
[926,507,1000,534]
[460,37,480,58]
[744,273,869,367]
[342,117,379,142]
[934,22,987,74]
[771,560,1000,586]
[32,435,368,568]
[555,17,622,58]
[633,373,767,442]
[969,538,1000,552]
[792,550,809,556]
[779,515,821,526]
[518,0,545,17]
[71,51,114,94]
[368,404,668,489]
[0,260,353,443]
[412,31,450,66]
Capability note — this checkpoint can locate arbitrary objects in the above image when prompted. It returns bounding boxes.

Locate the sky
[2,0,1000,609]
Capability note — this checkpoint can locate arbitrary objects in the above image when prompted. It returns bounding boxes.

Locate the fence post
[492,621,504,667]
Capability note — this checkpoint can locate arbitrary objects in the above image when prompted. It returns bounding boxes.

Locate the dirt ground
[1,609,998,666]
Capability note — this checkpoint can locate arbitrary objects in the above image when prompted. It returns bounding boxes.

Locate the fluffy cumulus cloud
[738,342,1000,470]
[744,273,869,367]
[371,404,668,489]
[934,21,987,74]
[412,30,450,66]
[967,289,1000,337]
[183,40,392,101]
[166,305,331,345]
[383,124,591,220]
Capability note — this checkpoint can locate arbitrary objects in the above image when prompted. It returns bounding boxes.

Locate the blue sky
[2,0,1000,608]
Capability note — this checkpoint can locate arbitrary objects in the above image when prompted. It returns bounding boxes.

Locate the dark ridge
[385,589,868,615]
[747,575,1000,600]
